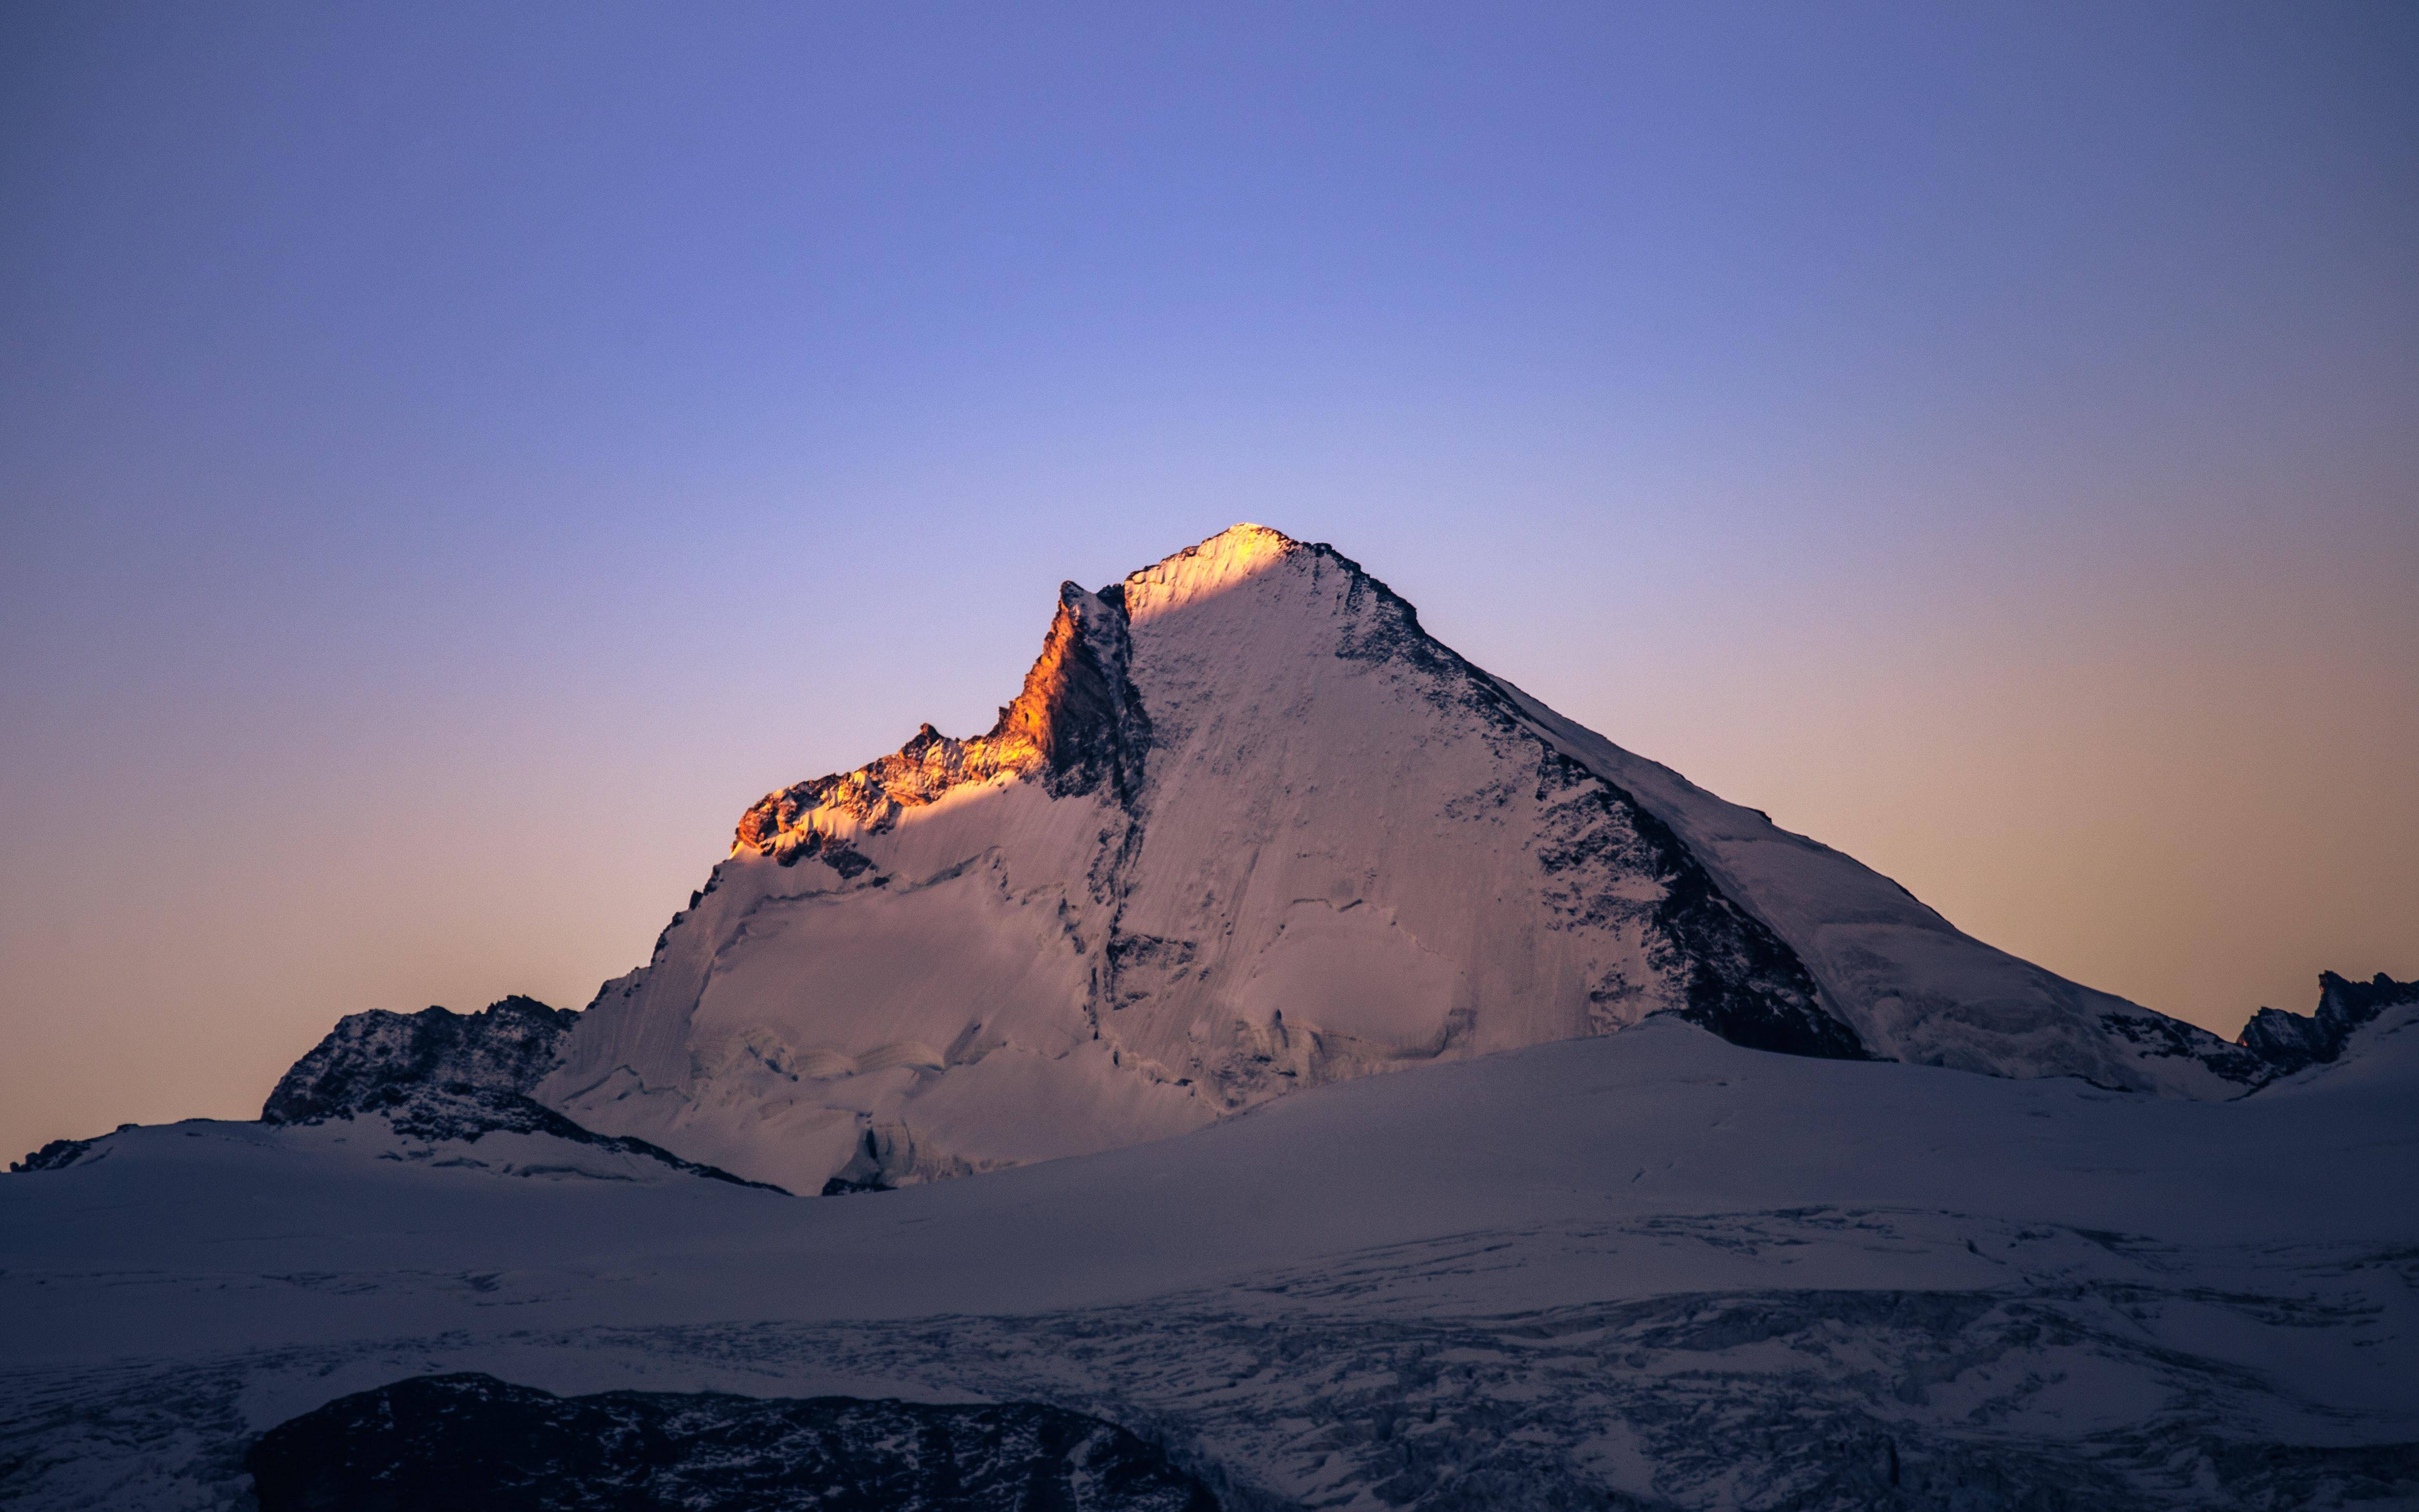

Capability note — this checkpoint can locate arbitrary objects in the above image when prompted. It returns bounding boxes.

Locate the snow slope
[539,525,2262,1195]
[6,1017,2413,1509]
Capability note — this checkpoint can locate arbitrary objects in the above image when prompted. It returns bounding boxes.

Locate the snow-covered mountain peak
[529,525,2280,1194]
[728,523,1356,869]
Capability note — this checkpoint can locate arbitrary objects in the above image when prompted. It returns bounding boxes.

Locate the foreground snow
[6,1013,2414,1509]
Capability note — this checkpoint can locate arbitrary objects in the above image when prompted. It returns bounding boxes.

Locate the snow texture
[4,1016,2414,1509]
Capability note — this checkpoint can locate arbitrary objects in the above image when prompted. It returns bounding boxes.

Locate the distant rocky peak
[2239,970,2419,1077]
[261,995,574,1127]
[256,995,785,1189]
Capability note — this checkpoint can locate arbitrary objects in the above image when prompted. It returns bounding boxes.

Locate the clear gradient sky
[4,2,2415,1163]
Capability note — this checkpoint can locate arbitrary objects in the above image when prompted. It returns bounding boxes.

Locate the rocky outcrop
[8,1135,101,1173]
[735,582,1149,868]
[264,996,786,1191]
[990,580,1152,803]
[262,994,575,1131]
[2240,970,2419,1077]
[243,1373,1219,1512]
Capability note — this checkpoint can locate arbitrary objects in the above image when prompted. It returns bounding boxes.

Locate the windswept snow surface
[541,525,2258,1197]
[5,1020,2415,1508]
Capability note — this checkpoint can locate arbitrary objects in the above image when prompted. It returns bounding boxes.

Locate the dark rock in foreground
[244,1372,1219,1512]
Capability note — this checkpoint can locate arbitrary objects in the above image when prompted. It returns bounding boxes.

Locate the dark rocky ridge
[735,582,1149,870]
[2239,970,2419,1078]
[243,1372,1219,1512]
[262,994,574,1127]
[991,581,1152,804]
[261,996,786,1192]
[8,1134,106,1173]
[12,999,785,1186]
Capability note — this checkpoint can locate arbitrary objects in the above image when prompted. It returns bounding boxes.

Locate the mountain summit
[538,525,2261,1194]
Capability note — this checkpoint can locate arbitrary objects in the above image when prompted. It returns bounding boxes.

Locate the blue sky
[3,1,2414,1158]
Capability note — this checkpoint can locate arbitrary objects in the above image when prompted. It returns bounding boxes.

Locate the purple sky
[3,2,2415,1161]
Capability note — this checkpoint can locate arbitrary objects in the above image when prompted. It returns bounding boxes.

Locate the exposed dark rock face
[735,582,1149,868]
[2240,970,2419,1077]
[263,997,785,1191]
[8,1136,98,1173]
[1534,750,1868,1063]
[996,581,1152,803]
[243,1373,1219,1512]
[262,995,575,1128]
[2091,1007,2270,1087]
